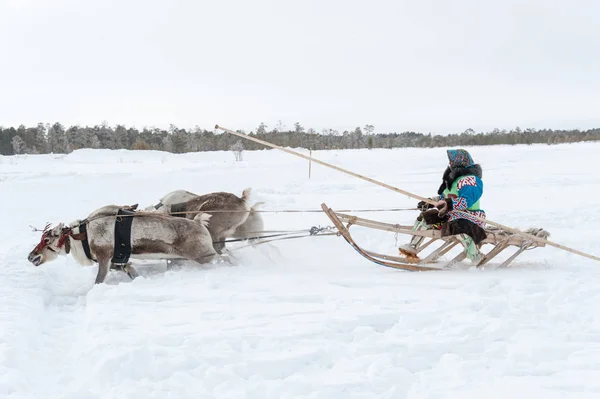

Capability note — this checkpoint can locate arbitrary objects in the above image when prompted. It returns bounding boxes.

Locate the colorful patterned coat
[438,149,486,228]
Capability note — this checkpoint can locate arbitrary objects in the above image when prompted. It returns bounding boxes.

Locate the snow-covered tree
[12,135,25,154]
[230,140,244,161]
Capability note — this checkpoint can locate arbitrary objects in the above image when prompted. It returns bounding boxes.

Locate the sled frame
[321,203,547,271]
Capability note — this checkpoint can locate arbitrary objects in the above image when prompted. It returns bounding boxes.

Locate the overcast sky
[1,0,599,134]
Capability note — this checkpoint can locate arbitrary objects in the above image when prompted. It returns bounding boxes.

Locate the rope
[30,208,417,231]
[213,232,299,244]
[226,229,338,251]
[52,207,418,226]
[214,225,338,245]
[136,207,419,216]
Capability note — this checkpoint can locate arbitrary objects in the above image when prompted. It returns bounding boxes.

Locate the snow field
[2,142,600,398]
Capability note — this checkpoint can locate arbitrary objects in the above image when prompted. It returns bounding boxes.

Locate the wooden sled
[321,203,550,272]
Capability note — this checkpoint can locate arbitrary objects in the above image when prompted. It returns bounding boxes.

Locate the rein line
[83,207,420,220]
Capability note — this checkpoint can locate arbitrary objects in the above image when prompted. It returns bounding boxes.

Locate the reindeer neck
[68,219,96,266]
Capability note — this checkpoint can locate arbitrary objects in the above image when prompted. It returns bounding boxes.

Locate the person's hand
[417,196,440,211]
[417,200,432,211]
[435,199,449,216]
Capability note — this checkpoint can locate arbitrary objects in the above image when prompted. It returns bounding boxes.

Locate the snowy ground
[2,142,600,398]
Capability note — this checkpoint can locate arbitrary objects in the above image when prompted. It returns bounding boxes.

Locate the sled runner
[321,203,551,272]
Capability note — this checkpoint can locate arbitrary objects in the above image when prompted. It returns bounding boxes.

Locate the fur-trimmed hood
[437,163,483,195]
[436,148,482,195]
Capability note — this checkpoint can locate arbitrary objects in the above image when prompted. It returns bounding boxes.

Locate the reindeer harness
[34,219,96,262]
[111,208,135,265]
[35,208,136,265]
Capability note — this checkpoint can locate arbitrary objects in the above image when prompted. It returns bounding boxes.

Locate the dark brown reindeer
[27,204,223,284]
[153,188,258,254]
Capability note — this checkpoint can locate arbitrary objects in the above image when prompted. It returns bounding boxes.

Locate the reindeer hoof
[124,264,139,280]
[215,254,236,266]
[166,259,186,270]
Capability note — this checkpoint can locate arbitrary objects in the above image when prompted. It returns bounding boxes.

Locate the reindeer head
[27,223,72,266]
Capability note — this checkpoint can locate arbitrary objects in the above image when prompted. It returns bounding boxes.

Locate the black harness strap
[170,202,188,218]
[78,220,96,262]
[111,209,136,265]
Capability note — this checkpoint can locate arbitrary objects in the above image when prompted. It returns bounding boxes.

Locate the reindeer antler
[30,222,52,233]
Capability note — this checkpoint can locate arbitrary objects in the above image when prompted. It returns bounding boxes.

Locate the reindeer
[152,188,263,254]
[144,190,198,211]
[27,204,223,284]
[231,202,265,242]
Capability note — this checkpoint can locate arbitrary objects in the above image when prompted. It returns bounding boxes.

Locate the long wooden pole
[216,125,430,201]
[215,124,600,263]
[309,148,312,178]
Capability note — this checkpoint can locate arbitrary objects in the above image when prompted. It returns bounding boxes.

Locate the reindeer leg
[123,263,139,280]
[221,253,236,265]
[166,259,186,270]
[95,259,110,284]
[190,252,220,266]
[220,250,237,265]
[190,247,238,266]
[213,240,225,255]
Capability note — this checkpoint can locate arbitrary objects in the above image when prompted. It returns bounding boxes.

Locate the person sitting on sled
[399,148,487,262]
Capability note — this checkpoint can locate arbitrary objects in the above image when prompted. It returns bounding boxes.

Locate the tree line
[1,121,599,156]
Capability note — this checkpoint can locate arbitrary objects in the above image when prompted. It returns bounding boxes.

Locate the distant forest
[1,121,600,156]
